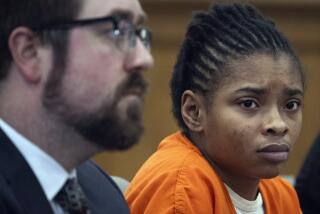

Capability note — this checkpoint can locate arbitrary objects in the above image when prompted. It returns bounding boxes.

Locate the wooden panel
[94,1,320,180]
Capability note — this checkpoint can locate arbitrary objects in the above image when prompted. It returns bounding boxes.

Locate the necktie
[54,178,90,214]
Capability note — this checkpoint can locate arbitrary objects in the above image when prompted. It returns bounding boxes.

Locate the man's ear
[181,90,205,132]
[8,27,42,83]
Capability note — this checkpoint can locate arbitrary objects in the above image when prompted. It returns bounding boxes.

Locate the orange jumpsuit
[125,132,302,214]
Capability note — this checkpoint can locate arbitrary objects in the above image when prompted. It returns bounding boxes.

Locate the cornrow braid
[170,3,303,135]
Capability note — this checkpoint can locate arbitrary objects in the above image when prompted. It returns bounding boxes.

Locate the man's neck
[0,112,101,171]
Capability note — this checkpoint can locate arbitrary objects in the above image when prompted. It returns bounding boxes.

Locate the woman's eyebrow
[233,86,304,97]
[234,87,267,95]
[284,88,304,96]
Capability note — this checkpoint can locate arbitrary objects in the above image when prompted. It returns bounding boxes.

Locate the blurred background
[94,0,320,181]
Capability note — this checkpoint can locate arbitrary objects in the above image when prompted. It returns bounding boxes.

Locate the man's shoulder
[0,174,27,214]
[77,160,124,196]
[77,160,130,214]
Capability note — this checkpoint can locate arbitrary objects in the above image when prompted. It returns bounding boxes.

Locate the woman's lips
[256,144,290,163]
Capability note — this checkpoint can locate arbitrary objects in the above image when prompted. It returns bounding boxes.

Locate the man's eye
[116,20,133,36]
[239,100,258,109]
[285,100,301,111]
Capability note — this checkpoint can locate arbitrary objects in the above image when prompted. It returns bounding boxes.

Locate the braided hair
[171,3,303,134]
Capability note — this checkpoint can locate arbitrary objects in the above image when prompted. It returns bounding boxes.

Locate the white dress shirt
[0,119,76,214]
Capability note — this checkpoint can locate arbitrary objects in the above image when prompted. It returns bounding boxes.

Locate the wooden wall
[94,0,320,180]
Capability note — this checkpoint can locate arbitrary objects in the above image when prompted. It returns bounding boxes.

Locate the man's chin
[81,111,144,151]
[95,121,144,151]
[58,96,145,151]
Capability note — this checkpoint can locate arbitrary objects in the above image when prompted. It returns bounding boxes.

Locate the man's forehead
[78,0,146,23]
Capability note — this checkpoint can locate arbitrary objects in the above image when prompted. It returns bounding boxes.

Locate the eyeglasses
[32,15,152,52]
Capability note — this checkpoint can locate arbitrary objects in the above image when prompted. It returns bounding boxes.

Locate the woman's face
[201,53,304,181]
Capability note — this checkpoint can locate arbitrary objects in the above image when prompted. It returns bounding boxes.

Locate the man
[0,0,153,213]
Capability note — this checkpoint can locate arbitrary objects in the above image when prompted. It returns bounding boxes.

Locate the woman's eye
[239,100,258,109]
[285,100,300,111]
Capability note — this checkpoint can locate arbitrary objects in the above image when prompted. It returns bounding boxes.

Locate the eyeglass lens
[116,19,152,52]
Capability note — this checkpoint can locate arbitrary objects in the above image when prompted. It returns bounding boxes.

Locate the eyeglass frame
[30,15,152,51]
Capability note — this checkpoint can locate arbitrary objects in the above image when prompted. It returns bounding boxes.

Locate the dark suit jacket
[0,128,130,214]
[295,133,320,214]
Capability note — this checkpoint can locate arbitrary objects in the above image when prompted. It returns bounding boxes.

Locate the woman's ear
[8,26,42,83]
[181,90,205,132]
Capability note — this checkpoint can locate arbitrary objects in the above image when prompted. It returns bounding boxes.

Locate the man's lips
[256,144,290,163]
[124,87,145,97]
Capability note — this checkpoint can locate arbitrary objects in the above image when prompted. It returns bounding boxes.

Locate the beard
[43,61,147,150]
[68,72,147,150]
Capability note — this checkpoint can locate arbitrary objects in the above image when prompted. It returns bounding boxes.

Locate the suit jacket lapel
[77,161,130,214]
[0,128,54,214]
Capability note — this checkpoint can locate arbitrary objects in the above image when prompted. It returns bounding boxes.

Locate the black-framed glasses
[32,15,152,52]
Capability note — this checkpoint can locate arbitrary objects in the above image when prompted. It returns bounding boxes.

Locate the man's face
[201,53,303,181]
[43,0,154,150]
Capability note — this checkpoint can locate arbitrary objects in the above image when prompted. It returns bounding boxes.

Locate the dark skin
[181,53,304,200]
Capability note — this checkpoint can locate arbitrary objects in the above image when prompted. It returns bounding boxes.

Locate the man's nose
[124,38,154,73]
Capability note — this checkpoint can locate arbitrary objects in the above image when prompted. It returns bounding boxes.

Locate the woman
[126,3,304,213]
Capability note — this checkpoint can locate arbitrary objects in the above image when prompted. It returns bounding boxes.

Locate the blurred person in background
[295,133,320,214]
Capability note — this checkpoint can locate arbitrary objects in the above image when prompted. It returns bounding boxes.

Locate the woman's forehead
[221,53,303,86]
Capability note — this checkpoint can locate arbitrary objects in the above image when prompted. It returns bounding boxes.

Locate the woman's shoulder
[260,176,296,192]
[125,133,228,214]
[259,177,301,213]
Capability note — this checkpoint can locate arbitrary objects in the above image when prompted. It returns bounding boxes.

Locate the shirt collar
[224,183,263,212]
[0,119,76,201]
